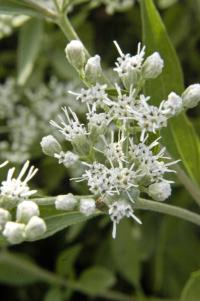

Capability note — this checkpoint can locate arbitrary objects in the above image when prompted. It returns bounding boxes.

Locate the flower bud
[80,198,96,216]
[16,200,39,223]
[25,216,46,240]
[55,194,77,211]
[0,208,11,231]
[143,52,164,79]
[163,92,183,117]
[182,84,200,109]
[84,55,102,84]
[148,182,171,202]
[40,135,62,157]
[3,222,25,244]
[65,40,86,71]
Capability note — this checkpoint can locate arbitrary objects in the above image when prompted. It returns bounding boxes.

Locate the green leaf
[44,288,64,301]
[78,266,116,295]
[154,216,200,296]
[17,18,43,86]
[0,0,56,18]
[0,0,43,17]
[36,211,100,240]
[140,0,200,184]
[180,270,200,301]
[0,252,47,285]
[56,245,81,277]
[111,219,142,288]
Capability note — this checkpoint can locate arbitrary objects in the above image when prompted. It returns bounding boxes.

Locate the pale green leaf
[140,0,200,184]
[17,18,43,86]
[0,0,44,17]
[78,266,116,295]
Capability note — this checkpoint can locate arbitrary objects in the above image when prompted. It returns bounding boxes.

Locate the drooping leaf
[140,0,200,184]
[78,266,116,295]
[180,270,200,301]
[17,18,43,86]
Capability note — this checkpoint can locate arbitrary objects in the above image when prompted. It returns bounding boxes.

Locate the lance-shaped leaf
[0,0,56,18]
[17,18,43,86]
[140,0,200,184]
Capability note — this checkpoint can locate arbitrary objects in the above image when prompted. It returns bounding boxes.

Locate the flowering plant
[0,0,200,300]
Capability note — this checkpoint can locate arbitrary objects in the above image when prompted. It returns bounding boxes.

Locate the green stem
[32,195,200,226]
[174,163,200,206]
[135,198,200,226]
[56,13,90,57]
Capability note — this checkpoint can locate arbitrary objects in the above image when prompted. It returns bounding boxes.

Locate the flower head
[0,161,38,208]
[109,200,141,238]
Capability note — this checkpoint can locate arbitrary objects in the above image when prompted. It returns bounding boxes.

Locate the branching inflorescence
[40,40,200,238]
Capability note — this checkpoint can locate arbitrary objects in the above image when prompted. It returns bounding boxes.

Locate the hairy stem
[32,195,200,226]
[135,198,200,226]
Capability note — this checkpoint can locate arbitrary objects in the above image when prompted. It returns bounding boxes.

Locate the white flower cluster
[92,0,135,14]
[0,161,46,244]
[42,40,200,238]
[0,15,29,39]
[0,77,85,163]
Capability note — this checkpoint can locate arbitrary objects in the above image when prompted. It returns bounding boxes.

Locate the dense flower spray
[41,41,200,238]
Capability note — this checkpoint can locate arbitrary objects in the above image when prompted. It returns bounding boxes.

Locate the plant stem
[56,13,90,57]
[32,195,200,226]
[174,163,200,206]
[135,198,200,226]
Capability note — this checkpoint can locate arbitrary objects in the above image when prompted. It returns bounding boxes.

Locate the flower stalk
[31,195,200,227]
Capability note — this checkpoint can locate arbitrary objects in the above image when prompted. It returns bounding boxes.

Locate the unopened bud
[80,198,96,216]
[0,208,11,231]
[182,84,200,109]
[163,92,183,117]
[40,135,62,157]
[143,52,164,79]
[55,194,77,211]
[65,40,86,70]
[148,182,171,202]
[85,55,102,84]
[25,216,46,240]
[3,222,25,244]
[16,200,39,223]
